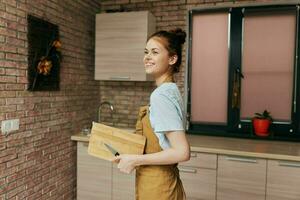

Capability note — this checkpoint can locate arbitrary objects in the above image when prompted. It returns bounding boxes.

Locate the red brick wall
[99,0,276,128]
[0,0,100,199]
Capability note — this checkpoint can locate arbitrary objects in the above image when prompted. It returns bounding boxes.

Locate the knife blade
[104,143,120,156]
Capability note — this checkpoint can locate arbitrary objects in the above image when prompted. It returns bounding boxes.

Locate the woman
[113,28,190,200]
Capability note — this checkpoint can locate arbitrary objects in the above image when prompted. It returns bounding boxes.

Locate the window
[186,5,300,140]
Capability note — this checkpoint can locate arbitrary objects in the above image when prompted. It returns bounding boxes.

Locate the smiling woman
[112,28,190,200]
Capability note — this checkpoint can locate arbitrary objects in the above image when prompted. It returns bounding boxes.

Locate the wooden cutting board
[88,122,146,161]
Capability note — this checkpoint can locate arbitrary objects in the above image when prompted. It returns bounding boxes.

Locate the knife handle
[115,152,120,156]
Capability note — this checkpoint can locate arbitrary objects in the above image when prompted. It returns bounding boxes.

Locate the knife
[104,143,120,156]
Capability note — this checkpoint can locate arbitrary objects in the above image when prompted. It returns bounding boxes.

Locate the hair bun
[170,28,186,45]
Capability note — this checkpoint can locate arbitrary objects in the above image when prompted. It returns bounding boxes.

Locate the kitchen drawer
[180,152,217,169]
[179,165,216,200]
[217,155,267,200]
[266,159,300,200]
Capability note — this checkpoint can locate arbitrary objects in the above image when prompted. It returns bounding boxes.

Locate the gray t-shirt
[149,82,185,149]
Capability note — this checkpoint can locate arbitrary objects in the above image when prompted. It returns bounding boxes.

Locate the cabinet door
[181,152,217,169]
[95,11,155,81]
[217,155,266,200]
[77,142,112,200]
[179,166,216,200]
[266,159,300,200]
[112,164,135,200]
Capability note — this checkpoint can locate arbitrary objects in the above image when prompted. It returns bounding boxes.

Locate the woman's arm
[136,131,190,165]
[113,131,190,173]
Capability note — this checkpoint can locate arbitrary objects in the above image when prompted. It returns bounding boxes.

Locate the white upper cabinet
[95,11,156,81]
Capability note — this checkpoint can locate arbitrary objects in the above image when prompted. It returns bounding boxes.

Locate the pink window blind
[191,12,229,124]
[240,10,296,122]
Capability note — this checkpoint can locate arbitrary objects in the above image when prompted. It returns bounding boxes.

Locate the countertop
[71,130,300,162]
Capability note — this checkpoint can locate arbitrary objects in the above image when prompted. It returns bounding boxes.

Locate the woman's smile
[144,61,156,70]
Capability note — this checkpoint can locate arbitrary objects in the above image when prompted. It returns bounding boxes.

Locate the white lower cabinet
[217,155,267,200]
[266,159,300,200]
[77,142,135,200]
[77,141,300,200]
[77,142,112,200]
[179,152,217,200]
[112,164,135,200]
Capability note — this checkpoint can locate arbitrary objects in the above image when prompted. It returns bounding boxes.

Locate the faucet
[98,101,114,122]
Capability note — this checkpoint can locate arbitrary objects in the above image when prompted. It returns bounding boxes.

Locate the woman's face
[143,37,175,78]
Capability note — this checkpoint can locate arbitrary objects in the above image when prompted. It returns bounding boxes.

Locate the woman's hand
[112,154,139,174]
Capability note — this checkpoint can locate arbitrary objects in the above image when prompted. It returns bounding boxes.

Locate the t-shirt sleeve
[149,92,184,133]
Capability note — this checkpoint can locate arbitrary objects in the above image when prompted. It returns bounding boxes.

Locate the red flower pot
[252,118,271,137]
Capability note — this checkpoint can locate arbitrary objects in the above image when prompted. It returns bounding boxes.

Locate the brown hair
[148,28,186,73]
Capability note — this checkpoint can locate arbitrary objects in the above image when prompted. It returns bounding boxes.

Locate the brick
[153,1,169,6]
[5,53,26,61]
[0,98,5,105]
[187,0,205,3]
[0,35,5,42]
[7,21,26,32]
[205,0,222,2]
[0,27,17,37]
[5,83,25,90]
[0,60,18,68]
[0,3,5,11]
[0,154,17,164]
[17,32,26,40]
[6,97,24,105]
[5,5,26,17]
[21,116,34,124]
[0,105,17,113]
[17,47,27,55]
[0,91,16,98]
[0,18,7,27]
[16,62,27,69]
[0,76,16,83]
[169,0,186,5]
[130,0,146,2]
[0,149,16,159]
[6,37,25,47]
[5,111,25,118]
[16,2,27,11]
[0,11,18,22]
[0,178,5,187]
[7,185,26,199]
[16,76,27,83]
[0,142,6,151]
[6,138,25,148]
[115,0,130,4]
[6,156,25,168]
[5,68,26,76]
[0,46,17,53]
[2,0,17,7]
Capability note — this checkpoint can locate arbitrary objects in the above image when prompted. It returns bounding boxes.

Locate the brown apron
[134,76,186,200]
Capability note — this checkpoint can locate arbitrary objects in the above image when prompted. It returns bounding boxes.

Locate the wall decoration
[27,15,61,91]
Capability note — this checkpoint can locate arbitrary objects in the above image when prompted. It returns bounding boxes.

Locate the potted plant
[252,110,273,137]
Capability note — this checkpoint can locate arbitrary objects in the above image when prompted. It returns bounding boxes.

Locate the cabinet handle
[109,76,131,80]
[178,167,197,173]
[190,152,197,157]
[278,161,300,168]
[225,156,257,163]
